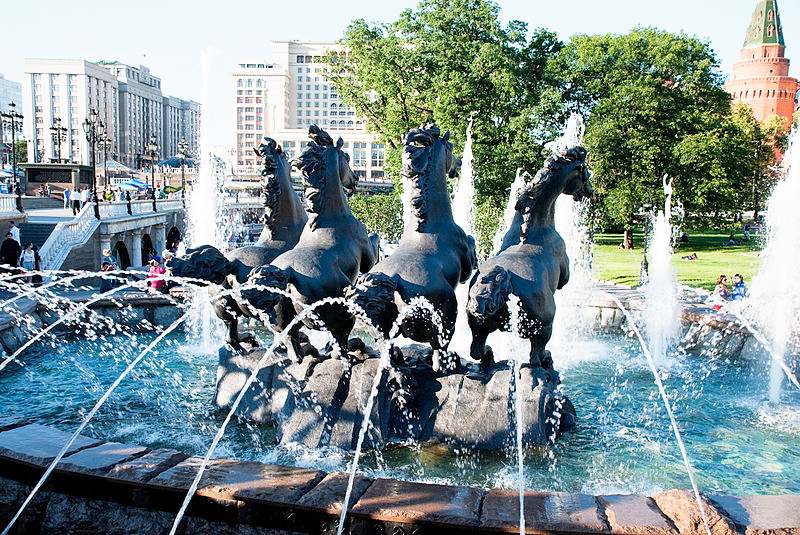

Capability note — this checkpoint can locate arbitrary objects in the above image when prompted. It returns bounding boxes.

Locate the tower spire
[743,0,785,48]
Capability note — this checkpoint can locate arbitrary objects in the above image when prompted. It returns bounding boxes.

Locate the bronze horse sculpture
[467,147,591,370]
[242,125,380,361]
[347,124,477,371]
[166,137,307,350]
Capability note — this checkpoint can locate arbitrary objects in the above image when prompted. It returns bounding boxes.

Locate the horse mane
[255,137,285,230]
[518,146,587,241]
[402,123,449,231]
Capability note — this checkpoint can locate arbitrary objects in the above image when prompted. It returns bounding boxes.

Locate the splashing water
[548,113,585,156]
[605,294,712,535]
[491,168,527,255]
[184,48,227,349]
[451,121,478,358]
[749,130,800,403]
[508,294,526,535]
[641,175,680,365]
[452,120,477,242]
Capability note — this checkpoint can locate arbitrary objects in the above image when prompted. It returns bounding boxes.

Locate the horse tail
[240,265,291,322]
[345,272,399,336]
[467,265,513,326]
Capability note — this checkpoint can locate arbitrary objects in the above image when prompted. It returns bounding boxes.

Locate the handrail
[38,199,184,271]
[0,194,24,219]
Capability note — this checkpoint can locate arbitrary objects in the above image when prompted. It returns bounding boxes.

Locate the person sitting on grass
[711,274,730,311]
[731,274,747,301]
[724,232,739,247]
[681,252,698,261]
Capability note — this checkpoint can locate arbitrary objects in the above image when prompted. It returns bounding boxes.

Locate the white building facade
[233,41,387,185]
[22,59,119,165]
[22,59,200,169]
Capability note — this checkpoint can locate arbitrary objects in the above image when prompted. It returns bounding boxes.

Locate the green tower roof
[743,0,785,48]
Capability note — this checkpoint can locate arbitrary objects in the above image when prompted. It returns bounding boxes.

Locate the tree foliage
[348,192,403,242]
[325,0,563,198]
[549,28,751,235]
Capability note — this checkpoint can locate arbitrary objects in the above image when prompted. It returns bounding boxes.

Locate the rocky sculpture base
[215,341,576,451]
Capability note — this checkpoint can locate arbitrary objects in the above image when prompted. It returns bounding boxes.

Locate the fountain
[0,119,799,535]
[748,130,800,403]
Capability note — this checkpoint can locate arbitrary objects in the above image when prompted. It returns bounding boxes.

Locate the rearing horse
[166,137,307,350]
[243,125,379,360]
[347,124,477,371]
[467,147,592,370]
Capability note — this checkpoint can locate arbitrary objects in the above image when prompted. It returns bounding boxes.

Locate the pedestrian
[731,274,748,301]
[19,243,36,282]
[80,187,89,208]
[63,187,71,209]
[45,182,52,198]
[31,245,43,286]
[71,189,81,215]
[0,232,21,267]
[8,221,20,245]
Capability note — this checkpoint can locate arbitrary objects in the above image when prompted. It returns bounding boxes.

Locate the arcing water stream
[748,129,800,403]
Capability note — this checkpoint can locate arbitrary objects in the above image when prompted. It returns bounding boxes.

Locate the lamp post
[177,138,189,207]
[98,136,111,188]
[147,134,158,212]
[50,117,67,164]
[82,108,103,219]
[1,102,24,211]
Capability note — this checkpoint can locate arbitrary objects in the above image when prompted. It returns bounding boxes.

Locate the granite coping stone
[481,489,608,533]
[59,442,149,475]
[652,490,737,535]
[150,457,326,506]
[296,471,373,515]
[0,423,102,466]
[4,422,800,534]
[350,477,483,527]
[106,448,189,483]
[710,494,800,534]
[598,494,676,535]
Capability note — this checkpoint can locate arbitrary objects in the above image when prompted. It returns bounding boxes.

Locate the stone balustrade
[0,420,797,534]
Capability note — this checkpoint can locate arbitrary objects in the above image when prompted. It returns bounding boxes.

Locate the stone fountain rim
[0,420,797,534]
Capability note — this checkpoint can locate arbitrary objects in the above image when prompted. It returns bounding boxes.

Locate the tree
[725,106,789,221]
[348,192,403,242]
[325,0,563,202]
[13,141,27,164]
[550,28,744,247]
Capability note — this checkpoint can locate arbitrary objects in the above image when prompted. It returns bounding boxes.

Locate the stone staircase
[19,222,57,250]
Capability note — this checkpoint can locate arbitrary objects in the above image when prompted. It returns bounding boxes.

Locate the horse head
[253,137,296,231]
[294,125,355,223]
[558,146,592,202]
[401,123,456,231]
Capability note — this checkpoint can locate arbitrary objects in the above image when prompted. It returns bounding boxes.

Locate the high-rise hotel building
[22,59,200,168]
[233,41,387,185]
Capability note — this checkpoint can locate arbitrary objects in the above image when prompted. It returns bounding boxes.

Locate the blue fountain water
[2,329,798,495]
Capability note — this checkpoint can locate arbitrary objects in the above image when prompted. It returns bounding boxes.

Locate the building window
[297,55,304,63]
[371,143,384,167]
[353,142,367,167]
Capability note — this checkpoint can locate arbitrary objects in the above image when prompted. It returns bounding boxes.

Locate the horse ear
[336,137,344,149]
[443,131,450,142]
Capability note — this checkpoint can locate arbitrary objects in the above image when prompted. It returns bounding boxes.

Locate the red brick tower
[726,0,798,125]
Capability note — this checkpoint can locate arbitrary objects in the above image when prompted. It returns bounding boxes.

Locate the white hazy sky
[3,0,798,148]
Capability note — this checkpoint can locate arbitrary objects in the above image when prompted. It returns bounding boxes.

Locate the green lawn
[593,228,763,290]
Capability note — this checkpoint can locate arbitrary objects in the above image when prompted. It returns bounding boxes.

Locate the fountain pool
[2,328,798,496]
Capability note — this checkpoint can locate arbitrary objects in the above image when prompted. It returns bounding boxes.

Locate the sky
[2,0,798,148]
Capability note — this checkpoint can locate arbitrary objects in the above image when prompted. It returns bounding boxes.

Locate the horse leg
[213,294,242,351]
[528,323,553,369]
